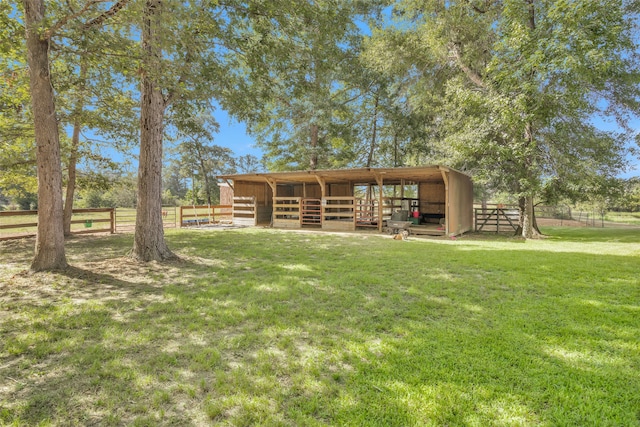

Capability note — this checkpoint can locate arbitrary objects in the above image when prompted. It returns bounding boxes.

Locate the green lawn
[1,228,639,426]
[605,211,640,226]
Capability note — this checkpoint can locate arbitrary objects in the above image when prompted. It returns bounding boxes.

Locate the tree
[11,0,133,270]
[174,128,236,206]
[46,0,136,235]
[373,0,640,238]
[227,0,382,171]
[130,0,227,260]
[235,154,263,173]
[132,0,175,261]
[22,0,68,271]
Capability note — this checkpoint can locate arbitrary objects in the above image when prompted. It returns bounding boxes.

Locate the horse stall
[219,165,473,236]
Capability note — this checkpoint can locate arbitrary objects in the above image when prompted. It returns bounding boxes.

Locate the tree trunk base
[130,241,175,262]
[514,226,544,239]
[30,249,68,272]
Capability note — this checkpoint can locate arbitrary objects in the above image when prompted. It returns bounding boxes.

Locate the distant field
[605,211,640,225]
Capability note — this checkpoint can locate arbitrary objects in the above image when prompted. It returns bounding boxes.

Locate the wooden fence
[474,206,519,232]
[0,208,114,241]
[115,207,178,232]
[180,204,232,226]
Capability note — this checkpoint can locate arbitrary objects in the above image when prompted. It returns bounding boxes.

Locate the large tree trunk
[132,0,174,262]
[516,195,542,238]
[309,124,319,170]
[23,0,68,271]
[366,92,379,168]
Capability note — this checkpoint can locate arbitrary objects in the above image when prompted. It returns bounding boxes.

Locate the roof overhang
[219,165,467,186]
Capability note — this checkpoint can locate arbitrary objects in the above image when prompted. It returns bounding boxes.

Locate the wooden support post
[264,178,277,227]
[374,173,384,232]
[315,176,326,226]
[110,208,115,234]
[440,169,449,235]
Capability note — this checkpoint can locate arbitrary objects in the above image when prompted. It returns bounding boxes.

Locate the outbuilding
[218,165,473,236]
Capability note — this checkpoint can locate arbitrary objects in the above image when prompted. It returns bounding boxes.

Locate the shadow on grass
[1,228,639,425]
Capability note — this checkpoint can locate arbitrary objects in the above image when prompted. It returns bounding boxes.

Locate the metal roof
[219,165,467,185]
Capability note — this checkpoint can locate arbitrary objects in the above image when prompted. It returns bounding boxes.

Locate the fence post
[179,206,183,228]
[474,208,477,231]
[110,208,115,233]
[173,206,177,227]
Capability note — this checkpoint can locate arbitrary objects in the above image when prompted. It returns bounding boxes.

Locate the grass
[1,227,639,426]
[605,211,640,226]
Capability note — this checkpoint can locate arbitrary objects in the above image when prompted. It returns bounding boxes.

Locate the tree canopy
[364,0,640,236]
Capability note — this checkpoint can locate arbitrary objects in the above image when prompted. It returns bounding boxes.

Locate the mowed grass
[1,227,639,426]
[605,211,640,226]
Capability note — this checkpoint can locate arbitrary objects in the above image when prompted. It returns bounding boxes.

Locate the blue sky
[210,108,261,159]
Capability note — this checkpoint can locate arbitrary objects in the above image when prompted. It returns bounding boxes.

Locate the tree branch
[83,0,130,29]
[465,0,499,14]
[43,0,106,39]
[449,43,486,89]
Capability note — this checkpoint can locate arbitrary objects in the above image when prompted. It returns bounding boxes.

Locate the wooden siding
[446,170,474,235]
[219,183,234,206]
[418,182,446,222]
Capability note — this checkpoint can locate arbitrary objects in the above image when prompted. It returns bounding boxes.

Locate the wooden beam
[315,175,326,199]
[222,178,234,192]
[264,177,277,194]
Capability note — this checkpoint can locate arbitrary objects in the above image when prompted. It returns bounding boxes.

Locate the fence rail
[180,205,232,226]
[115,207,177,232]
[474,204,608,231]
[474,207,519,232]
[0,205,235,241]
[0,208,115,241]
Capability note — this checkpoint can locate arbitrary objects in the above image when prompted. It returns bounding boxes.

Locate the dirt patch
[536,218,640,229]
[536,218,589,227]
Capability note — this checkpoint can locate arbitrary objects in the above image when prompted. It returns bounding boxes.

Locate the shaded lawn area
[1,227,639,426]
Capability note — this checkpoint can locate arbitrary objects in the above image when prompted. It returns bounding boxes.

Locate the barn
[218,165,473,236]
